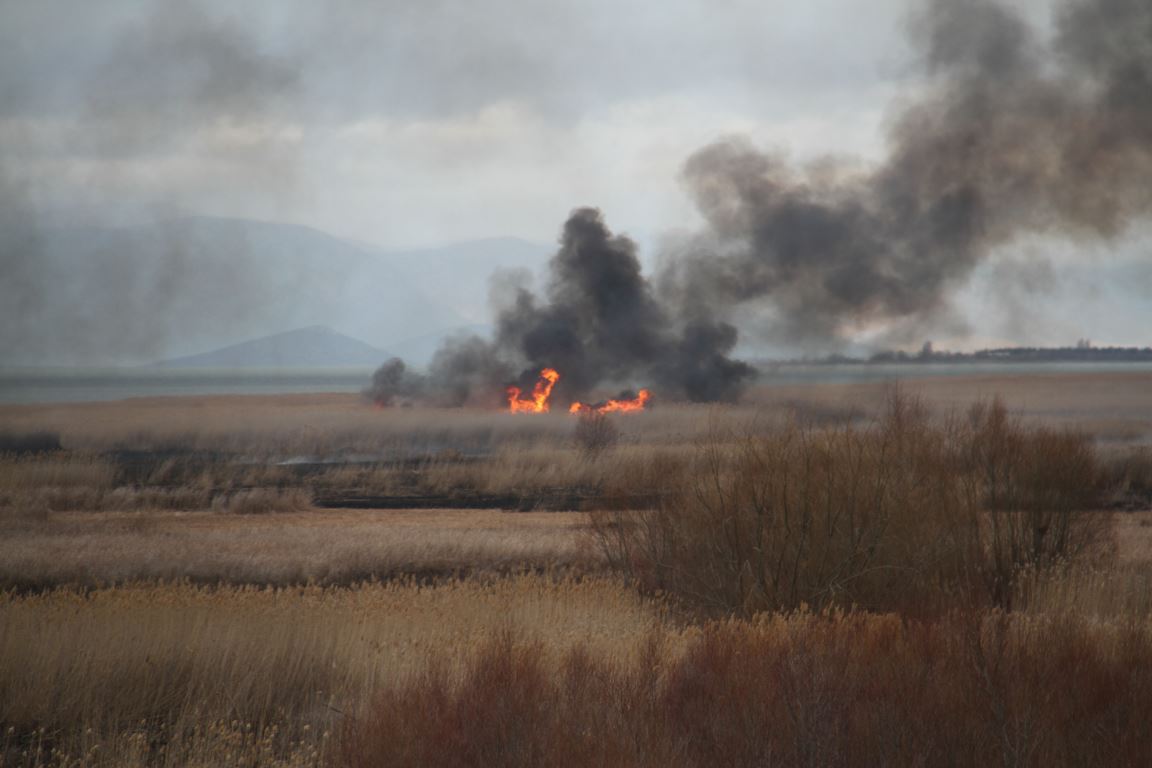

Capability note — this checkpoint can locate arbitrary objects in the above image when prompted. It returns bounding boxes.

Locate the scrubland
[3,371,1152,766]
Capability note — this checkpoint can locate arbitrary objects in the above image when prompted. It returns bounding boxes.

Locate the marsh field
[4,371,1152,767]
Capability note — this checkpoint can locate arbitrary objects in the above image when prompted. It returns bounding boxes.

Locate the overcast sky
[2,0,1149,355]
[1,0,919,248]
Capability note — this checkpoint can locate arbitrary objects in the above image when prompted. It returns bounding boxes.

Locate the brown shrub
[960,398,1107,606]
[590,393,1107,616]
[343,613,1152,768]
[1,577,656,764]
[573,411,619,458]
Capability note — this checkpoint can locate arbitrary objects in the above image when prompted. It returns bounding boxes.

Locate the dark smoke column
[410,207,755,406]
[661,0,1152,350]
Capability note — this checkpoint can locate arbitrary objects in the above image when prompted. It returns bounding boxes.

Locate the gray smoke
[418,0,1152,404]
[661,0,1152,348]
[364,357,428,406]
[399,207,754,406]
[0,2,301,366]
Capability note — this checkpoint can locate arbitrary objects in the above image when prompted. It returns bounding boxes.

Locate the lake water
[2,362,1151,405]
[0,368,377,405]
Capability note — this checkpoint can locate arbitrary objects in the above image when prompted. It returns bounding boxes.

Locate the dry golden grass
[0,394,730,456]
[0,508,598,590]
[0,576,661,767]
[4,369,1151,458]
[1014,563,1152,620]
[3,373,1152,765]
[1115,509,1152,563]
[747,370,1152,440]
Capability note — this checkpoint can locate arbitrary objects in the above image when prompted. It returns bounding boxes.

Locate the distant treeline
[802,344,1152,365]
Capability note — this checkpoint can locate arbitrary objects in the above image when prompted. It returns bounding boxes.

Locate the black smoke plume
[661,0,1152,347]
[363,357,426,406]
[380,207,754,406]
[380,0,1152,405]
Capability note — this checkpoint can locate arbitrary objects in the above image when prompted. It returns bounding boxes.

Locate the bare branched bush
[573,411,619,458]
[590,393,1107,616]
[960,398,1107,607]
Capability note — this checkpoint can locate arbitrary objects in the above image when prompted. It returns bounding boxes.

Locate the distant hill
[8,216,468,366]
[157,326,389,368]
[6,214,555,368]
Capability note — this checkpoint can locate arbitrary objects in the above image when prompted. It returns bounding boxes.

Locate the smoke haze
[4,0,1151,378]
[382,209,752,406]
[406,0,1151,404]
[660,0,1152,349]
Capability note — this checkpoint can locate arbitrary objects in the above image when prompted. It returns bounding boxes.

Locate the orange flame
[507,368,560,413]
[569,389,651,415]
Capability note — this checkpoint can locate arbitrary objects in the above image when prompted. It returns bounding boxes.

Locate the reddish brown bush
[343,614,1152,768]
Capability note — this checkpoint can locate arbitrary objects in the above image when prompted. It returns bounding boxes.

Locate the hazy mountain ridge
[7,216,551,367]
[156,325,388,368]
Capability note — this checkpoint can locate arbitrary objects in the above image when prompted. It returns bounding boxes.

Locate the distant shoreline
[5,360,1152,406]
[768,346,1152,366]
[0,367,376,405]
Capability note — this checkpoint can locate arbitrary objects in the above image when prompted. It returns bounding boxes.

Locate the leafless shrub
[344,613,1152,768]
[573,411,619,458]
[960,398,1107,607]
[590,393,1107,616]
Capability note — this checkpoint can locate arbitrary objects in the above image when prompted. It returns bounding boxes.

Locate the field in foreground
[3,371,1152,766]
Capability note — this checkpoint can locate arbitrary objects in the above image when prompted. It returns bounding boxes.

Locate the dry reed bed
[1,377,1149,520]
[0,577,662,767]
[3,370,1151,457]
[6,570,1151,768]
[0,438,698,519]
[745,370,1152,440]
[1014,563,1152,619]
[4,380,1152,765]
[0,395,733,457]
[0,509,598,590]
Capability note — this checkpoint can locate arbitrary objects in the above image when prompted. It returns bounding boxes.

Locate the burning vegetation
[569,389,651,415]
[366,208,755,410]
[502,367,652,415]
[506,368,560,414]
[368,0,1152,407]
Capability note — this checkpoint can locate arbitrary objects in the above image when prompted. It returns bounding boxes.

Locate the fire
[507,368,560,413]
[569,389,651,415]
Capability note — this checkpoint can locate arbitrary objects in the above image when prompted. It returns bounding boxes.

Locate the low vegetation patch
[345,612,1152,768]
[592,395,1107,615]
[0,384,1149,765]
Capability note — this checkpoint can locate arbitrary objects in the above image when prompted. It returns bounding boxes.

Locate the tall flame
[507,368,560,413]
[569,389,650,415]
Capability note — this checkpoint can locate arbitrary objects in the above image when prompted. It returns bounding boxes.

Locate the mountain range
[8,216,552,368]
[157,325,388,368]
